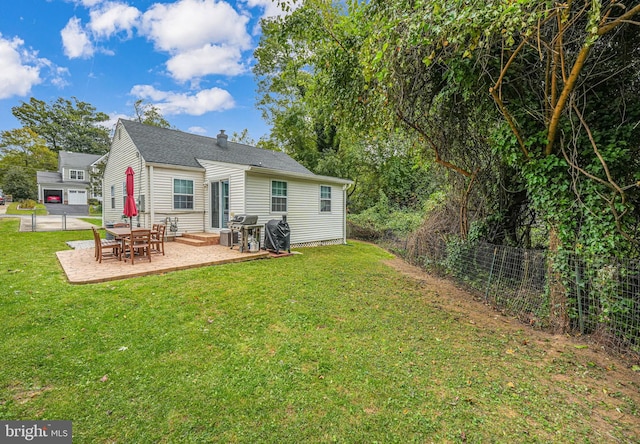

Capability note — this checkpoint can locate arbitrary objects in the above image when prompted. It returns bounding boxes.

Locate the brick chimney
[217,129,228,148]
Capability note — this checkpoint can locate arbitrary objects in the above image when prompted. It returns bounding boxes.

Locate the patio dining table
[105,227,158,239]
[105,227,158,261]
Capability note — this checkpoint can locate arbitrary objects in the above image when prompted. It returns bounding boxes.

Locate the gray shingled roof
[120,119,313,175]
[37,171,63,184]
[59,151,103,168]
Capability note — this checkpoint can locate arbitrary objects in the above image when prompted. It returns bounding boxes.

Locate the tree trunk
[548,226,569,333]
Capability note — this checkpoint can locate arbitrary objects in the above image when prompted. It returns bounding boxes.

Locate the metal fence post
[62,213,67,231]
[31,210,36,232]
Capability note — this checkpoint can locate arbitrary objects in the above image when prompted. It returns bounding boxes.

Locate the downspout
[137,151,142,227]
[343,183,352,244]
[149,165,154,227]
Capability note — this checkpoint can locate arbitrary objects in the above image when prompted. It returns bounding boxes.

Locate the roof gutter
[144,161,205,172]
[246,165,353,185]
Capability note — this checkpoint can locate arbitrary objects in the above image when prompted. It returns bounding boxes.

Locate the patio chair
[92,227,121,263]
[123,229,152,265]
[151,224,166,255]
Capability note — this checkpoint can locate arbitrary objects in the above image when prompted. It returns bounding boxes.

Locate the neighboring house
[102,119,353,247]
[37,151,106,205]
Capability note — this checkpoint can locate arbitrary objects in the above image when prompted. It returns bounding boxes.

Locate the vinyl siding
[103,123,146,226]
[104,121,207,233]
[245,172,346,245]
[63,168,87,181]
[150,167,205,234]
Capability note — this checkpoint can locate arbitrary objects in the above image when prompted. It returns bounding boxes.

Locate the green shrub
[89,204,102,215]
[19,199,37,209]
[348,195,424,240]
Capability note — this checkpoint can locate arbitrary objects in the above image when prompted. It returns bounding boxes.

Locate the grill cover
[264,219,290,253]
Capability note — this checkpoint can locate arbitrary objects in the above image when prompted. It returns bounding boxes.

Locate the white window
[173,178,194,210]
[320,185,332,212]
[110,185,115,209]
[70,169,85,180]
[271,180,287,212]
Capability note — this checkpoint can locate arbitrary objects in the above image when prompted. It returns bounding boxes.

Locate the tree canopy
[255,0,640,257]
[11,97,111,155]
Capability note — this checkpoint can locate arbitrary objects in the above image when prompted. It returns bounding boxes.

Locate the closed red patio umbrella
[123,166,138,226]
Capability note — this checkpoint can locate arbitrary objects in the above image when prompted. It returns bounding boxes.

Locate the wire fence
[384,236,640,361]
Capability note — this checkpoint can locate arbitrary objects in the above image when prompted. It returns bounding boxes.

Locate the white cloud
[189,126,208,134]
[105,112,129,132]
[49,66,71,88]
[89,2,141,38]
[61,0,256,83]
[61,17,94,58]
[71,0,105,7]
[130,85,235,115]
[0,35,42,99]
[140,0,251,52]
[166,44,245,81]
[139,0,253,83]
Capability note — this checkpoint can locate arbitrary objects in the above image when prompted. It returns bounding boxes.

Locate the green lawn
[4,202,47,215]
[0,218,638,443]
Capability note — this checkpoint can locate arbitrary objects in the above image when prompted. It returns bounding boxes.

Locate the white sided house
[37,151,105,205]
[102,119,353,247]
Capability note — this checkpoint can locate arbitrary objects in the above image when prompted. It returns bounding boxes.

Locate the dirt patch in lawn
[384,257,640,439]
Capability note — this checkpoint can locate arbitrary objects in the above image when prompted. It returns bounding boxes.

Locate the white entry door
[68,189,87,205]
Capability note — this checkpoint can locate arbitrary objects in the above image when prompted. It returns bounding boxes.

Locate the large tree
[0,128,57,198]
[11,97,111,154]
[1,166,37,201]
[254,3,439,213]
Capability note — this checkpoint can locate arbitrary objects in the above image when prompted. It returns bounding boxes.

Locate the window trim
[320,185,332,213]
[173,177,195,210]
[110,185,115,210]
[270,180,288,213]
[69,169,85,181]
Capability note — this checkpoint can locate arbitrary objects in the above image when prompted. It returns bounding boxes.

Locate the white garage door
[68,189,87,205]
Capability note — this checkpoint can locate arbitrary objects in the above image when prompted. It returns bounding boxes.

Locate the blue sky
[0,0,294,142]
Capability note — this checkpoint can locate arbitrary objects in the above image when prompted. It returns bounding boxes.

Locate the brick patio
[57,241,272,284]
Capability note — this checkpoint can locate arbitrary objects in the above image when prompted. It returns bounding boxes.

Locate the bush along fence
[389,238,640,361]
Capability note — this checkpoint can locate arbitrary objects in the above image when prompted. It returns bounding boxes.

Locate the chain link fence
[385,236,640,361]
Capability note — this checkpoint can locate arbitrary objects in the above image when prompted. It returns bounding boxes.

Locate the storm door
[211,180,229,229]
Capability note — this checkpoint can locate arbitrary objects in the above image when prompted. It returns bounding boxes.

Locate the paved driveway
[45,203,89,216]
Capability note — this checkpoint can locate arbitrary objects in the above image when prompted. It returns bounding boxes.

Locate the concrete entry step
[175,232,220,247]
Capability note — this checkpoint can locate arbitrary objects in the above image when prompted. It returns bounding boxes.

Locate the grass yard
[0,218,639,442]
[4,202,47,216]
